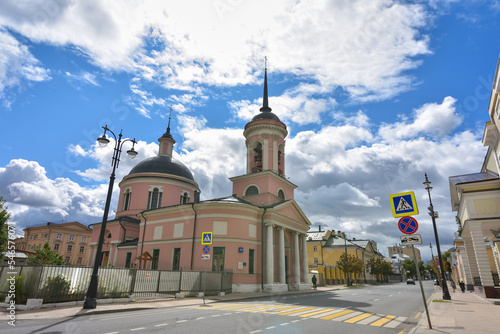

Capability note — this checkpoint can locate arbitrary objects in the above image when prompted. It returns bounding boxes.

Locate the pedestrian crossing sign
[389,191,419,218]
[201,232,213,245]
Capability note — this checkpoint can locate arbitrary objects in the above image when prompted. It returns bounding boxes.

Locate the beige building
[449,55,500,299]
[388,244,422,264]
[21,222,92,266]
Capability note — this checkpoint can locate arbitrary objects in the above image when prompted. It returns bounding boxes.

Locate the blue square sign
[389,191,419,218]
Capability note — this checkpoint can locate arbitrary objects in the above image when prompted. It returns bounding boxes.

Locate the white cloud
[0,29,50,105]
[379,96,463,142]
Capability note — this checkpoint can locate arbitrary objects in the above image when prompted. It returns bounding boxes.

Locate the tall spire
[161,105,173,139]
[260,56,272,112]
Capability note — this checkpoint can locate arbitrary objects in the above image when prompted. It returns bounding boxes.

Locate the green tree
[336,253,364,286]
[28,242,66,265]
[367,258,393,282]
[0,197,11,257]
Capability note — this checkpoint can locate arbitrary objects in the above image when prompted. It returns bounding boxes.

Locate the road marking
[384,316,407,328]
[373,298,380,301]
[280,323,290,326]
[130,328,146,331]
[155,324,168,327]
[278,307,315,315]
[212,314,221,317]
[242,305,285,312]
[268,306,303,313]
[320,310,353,320]
[249,330,261,333]
[333,311,363,321]
[291,320,301,323]
[177,320,188,323]
[104,332,119,334]
[195,317,205,320]
[344,313,374,323]
[370,315,397,327]
[415,312,421,319]
[309,309,341,318]
[357,315,381,325]
[265,326,276,330]
[299,308,335,317]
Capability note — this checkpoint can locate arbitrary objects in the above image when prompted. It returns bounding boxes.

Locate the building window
[77,257,82,265]
[122,188,132,211]
[249,249,255,274]
[313,246,318,252]
[253,143,262,172]
[79,246,85,253]
[172,248,181,271]
[151,249,160,270]
[180,191,190,204]
[212,247,225,272]
[314,258,318,265]
[82,236,86,242]
[69,235,74,241]
[67,245,73,252]
[54,244,59,251]
[125,252,132,268]
[278,189,285,200]
[147,187,162,209]
[245,185,259,196]
[56,234,62,239]
[65,256,70,264]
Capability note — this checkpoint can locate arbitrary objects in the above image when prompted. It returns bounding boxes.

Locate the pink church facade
[88,69,311,293]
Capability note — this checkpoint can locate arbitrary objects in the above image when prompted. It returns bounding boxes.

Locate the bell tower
[230,63,296,205]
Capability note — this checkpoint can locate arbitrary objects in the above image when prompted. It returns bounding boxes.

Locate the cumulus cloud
[379,96,463,142]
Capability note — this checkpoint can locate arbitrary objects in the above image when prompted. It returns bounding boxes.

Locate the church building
[88,68,312,293]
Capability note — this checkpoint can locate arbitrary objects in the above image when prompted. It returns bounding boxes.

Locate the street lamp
[83,125,137,309]
[423,173,451,300]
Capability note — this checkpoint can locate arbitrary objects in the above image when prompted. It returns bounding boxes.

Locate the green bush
[40,275,71,303]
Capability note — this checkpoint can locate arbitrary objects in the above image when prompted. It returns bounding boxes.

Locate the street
[1,281,436,334]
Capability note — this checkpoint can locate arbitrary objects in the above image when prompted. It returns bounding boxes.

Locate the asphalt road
[1,281,437,334]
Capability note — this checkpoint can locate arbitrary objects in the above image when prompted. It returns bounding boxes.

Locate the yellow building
[21,221,92,266]
[449,55,500,299]
[307,229,384,285]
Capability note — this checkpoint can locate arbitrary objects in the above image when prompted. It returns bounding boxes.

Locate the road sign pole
[203,258,207,306]
[412,245,432,329]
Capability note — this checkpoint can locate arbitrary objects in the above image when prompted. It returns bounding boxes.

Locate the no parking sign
[398,216,418,235]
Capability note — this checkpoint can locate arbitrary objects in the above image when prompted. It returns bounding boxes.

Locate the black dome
[128,155,195,181]
[252,111,281,121]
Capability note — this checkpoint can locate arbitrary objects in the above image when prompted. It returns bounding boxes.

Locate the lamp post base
[83,297,97,309]
[442,291,451,300]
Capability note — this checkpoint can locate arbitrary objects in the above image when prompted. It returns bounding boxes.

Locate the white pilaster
[293,232,300,283]
[278,226,286,284]
[265,223,274,284]
[301,234,309,282]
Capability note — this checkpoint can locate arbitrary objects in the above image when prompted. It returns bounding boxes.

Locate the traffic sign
[389,191,419,217]
[202,245,210,254]
[201,232,212,245]
[202,254,211,260]
[398,216,418,235]
[401,234,422,245]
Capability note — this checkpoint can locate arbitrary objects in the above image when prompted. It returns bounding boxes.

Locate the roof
[118,238,139,247]
[324,236,358,247]
[128,155,195,181]
[449,170,499,185]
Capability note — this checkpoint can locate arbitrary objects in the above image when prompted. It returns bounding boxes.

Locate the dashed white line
[280,323,290,326]
[249,330,262,333]
[265,326,276,330]
[155,324,168,327]
[291,320,301,323]
[223,313,232,315]
[130,328,145,331]
[104,332,119,334]
[212,314,221,317]
[177,320,188,323]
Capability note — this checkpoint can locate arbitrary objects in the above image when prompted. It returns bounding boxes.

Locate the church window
[212,247,225,272]
[172,248,181,271]
[147,187,162,209]
[253,143,262,172]
[152,249,160,270]
[122,188,132,211]
[278,189,285,200]
[278,150,281,165]
[180,191,190,204]
[245,185,259,196]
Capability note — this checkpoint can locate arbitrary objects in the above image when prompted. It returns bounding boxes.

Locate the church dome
[128,155,195,181]
[252,111,281,121]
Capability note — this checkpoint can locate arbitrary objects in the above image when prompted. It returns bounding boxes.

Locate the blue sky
[0,0,499,262]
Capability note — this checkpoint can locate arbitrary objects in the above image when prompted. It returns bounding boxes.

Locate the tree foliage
[0,197,11,257]
[401,259,425,278]
[367,258,393,282]
[336,253,364,285]
[28,242,66,265]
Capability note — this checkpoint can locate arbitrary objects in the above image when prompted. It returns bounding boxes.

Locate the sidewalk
[411,289,500,334]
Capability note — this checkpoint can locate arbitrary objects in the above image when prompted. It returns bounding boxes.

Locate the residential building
[21,221,92,266]
[388,243,422,264]
[88,68,312,293]
[449,55,500,298]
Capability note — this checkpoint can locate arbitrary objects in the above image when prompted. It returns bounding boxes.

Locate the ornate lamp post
[423,173,451,300]
[83,125,137,309]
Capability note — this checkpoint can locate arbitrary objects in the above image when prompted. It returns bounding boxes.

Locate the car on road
[407,278,415,285]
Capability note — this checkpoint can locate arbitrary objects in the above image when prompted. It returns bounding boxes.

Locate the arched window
[253,143,262,172]
[245,186,259,196]
[278,189,285,200]
[147,187,162,209]
[122,188,131,211]
[180,191,190,204]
